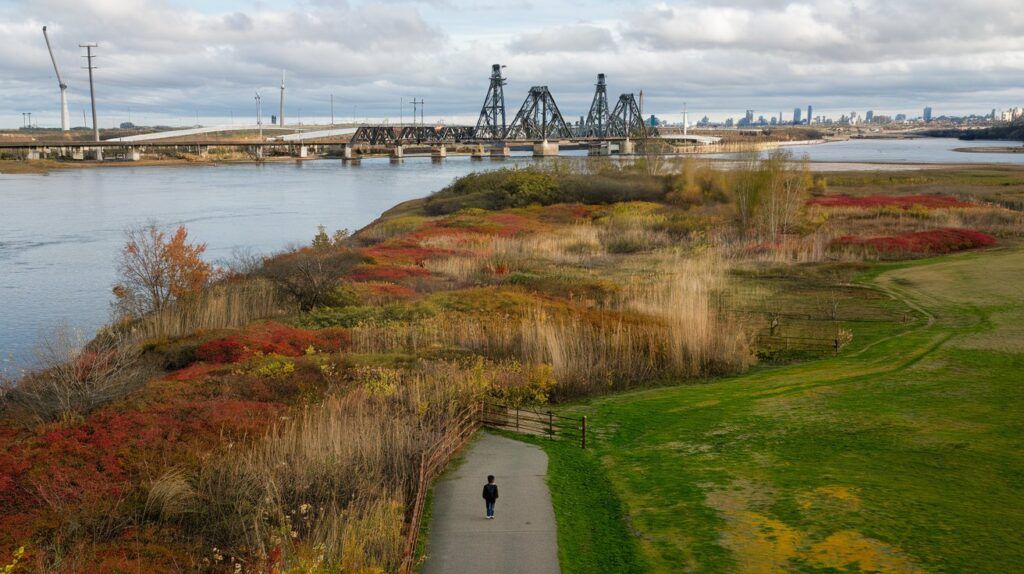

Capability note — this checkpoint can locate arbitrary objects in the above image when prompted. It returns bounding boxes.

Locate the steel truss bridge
[350,64,654,146]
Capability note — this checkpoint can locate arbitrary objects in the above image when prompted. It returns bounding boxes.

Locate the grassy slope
[555,248,1024,573]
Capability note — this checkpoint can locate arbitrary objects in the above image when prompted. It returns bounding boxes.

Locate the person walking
[482,475,499,519]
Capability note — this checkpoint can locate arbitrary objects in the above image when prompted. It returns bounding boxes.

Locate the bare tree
[755,150,811,239]
[5,326,151,424]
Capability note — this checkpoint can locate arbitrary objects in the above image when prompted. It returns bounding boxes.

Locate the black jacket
[482,483,499,501]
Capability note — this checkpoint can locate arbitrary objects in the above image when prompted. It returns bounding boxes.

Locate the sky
[1,0,1023,128]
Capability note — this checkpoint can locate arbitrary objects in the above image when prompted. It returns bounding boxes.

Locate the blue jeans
[486,500,495,517]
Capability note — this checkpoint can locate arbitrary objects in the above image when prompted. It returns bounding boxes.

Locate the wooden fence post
[581,416,587,449]
[548,411,553,439]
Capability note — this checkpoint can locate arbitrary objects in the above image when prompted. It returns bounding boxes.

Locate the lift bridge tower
[474,64,507,140]
[582,73,610,138]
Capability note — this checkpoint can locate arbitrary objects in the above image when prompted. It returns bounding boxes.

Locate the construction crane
[42,26,70,131]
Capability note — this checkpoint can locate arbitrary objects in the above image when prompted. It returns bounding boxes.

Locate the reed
[184,364,482,571]
[128,279,290,342]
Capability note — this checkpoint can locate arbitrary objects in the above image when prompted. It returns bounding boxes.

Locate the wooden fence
[397,401,588,573]
[398,402,481,574]
[480,402,588,448]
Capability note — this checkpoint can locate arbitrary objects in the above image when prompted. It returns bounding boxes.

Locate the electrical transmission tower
[474,64,507,140]
[582,73,611,138]
[608,93,647,139]
[506,86,572,140]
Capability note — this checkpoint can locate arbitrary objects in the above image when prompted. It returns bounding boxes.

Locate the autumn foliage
[114,224,212,317]
[194,322,350,364]
[808,194,977,209]
[838,228,996,255]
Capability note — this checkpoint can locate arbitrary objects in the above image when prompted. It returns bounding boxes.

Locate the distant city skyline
[2,0,1023,129]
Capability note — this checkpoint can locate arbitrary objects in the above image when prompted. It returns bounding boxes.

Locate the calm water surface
[1,138,1021,369]
[0,154,545,369]
[734,137,1024,164]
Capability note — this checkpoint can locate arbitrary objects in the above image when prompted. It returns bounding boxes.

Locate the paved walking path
[422,432,561,574]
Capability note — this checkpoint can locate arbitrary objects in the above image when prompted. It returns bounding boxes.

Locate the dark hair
[487,475,495,483]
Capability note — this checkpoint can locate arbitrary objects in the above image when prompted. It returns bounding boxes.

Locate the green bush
[296,301,439,328]
[424,169,671,215]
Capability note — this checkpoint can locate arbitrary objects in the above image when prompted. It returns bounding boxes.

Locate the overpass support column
[298,145,309,158]
[619,139,635,155]
[533,140,559,157]
[128,147,142,161]
[26,148,41,161]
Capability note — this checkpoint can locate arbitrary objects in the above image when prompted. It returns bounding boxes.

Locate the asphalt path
[422,432,560,574]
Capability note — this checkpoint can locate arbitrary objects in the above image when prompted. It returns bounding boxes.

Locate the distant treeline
[922,123,1024,141]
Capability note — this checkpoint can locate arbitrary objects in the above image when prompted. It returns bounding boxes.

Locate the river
[1,138,1021,370]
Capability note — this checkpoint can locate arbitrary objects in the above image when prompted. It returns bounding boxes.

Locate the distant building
[648,114,661,127]
[770,116,778,125]
[923,107,933,122]
[725,118,734,127]
[895,113,907,122]
[793,107,802,125]
[807,105,813,125]
[866,110,874,122]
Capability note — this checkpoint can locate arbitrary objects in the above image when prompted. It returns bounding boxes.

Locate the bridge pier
[26,148,41,161]
[71,147,84,160]
[619,138,635,155]
[489,144,511,159]
[298,145,309,159]
[471,145,485,160]
[128,146,142,161]
[390,145,404,163]
[533,140,559,157]
[431,145,447,162]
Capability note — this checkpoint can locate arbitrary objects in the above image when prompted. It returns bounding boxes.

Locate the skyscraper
[866,110,874,122]
[793,107,802,125]
[807,105,813,125]
[924,107,933,122]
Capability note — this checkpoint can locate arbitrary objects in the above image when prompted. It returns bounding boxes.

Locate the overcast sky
[2,0,1023,128]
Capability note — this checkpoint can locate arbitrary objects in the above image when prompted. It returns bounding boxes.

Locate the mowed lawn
[563,248,1024,573]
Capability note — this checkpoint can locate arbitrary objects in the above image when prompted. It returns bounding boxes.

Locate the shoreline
[954,146,1024,154]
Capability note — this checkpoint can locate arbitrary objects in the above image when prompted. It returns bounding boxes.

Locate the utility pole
[683,102,688,136]
[80,42,99,141]
[400,97,403,125]
[255,91,263,139]
[330,94,334,126]
[410,97,424,126]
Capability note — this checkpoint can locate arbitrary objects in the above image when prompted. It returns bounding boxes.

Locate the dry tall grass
[162,364,482,571]
[128,279,290,342]
[349,255,750,397]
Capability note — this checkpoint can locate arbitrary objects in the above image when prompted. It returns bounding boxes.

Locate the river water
[1,138,1021,370]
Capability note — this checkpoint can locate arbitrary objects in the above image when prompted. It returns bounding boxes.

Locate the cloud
[508,24,616,54]
[2,0,1024,127]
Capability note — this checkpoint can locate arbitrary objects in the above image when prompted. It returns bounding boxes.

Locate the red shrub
[363,282,417,298]
[361,242,453,264]
[347,264,431,282]
[809,194,977,209]
[838,228,996,255]
[194,322,351,364]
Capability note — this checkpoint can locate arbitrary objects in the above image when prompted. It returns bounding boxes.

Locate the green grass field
[544,248,1024,573]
